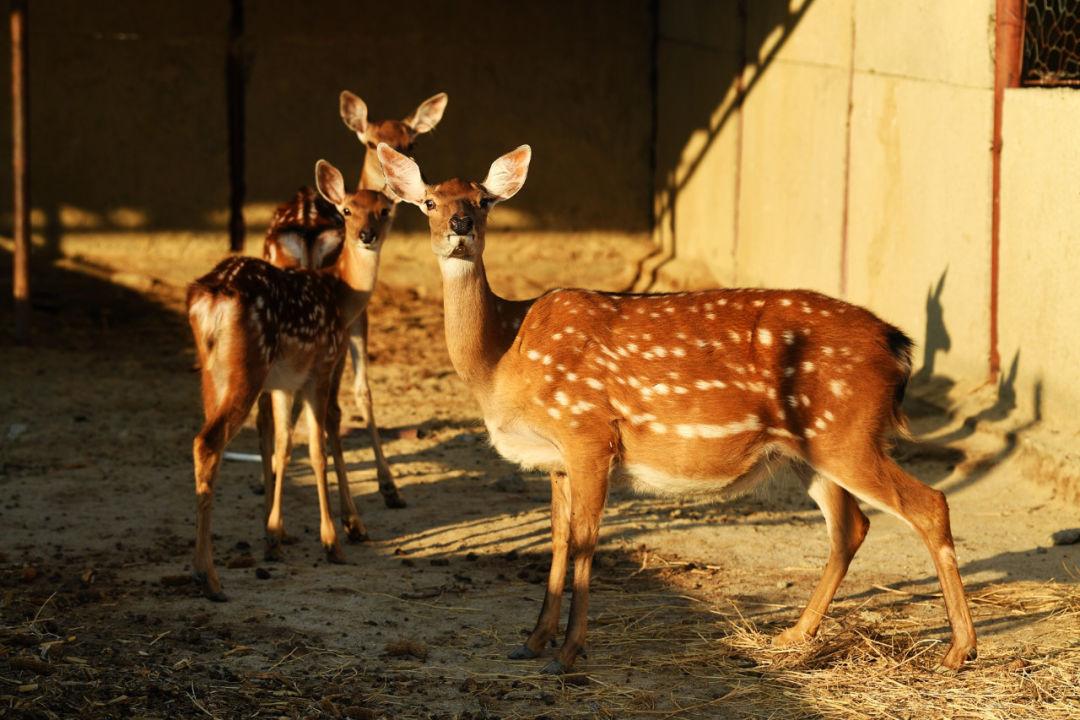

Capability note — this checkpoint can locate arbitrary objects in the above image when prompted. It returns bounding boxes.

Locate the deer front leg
[509,471,570,660]
[327,360,368,542]
[302,383,345,564]
[256,393,274,497]
[264,390,294,561]
[541,452,611,675]
[348,311,405,508]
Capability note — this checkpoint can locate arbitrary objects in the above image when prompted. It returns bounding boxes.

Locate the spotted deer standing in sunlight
[187,160,395,601]
[377,143,977,673]
[260,90,448,511]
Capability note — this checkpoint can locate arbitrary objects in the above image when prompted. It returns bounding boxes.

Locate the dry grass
[551,576,1080,719]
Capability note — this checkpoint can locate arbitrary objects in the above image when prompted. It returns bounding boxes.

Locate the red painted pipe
[990,0,1025,380]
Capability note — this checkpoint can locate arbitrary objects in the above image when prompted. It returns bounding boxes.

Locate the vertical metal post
[226,0,246,253]
[11,0,30,343]
[990,0,1025,380]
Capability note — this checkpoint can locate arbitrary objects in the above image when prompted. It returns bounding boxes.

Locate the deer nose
[358,229,374,244]
[449,214,473,235]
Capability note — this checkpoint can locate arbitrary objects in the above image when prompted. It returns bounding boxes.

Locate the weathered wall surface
[654,0,1080,463]
[998,88,1080,434]
[0,0,654,246]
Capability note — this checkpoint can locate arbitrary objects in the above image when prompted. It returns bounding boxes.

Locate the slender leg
[192,382,261,602]
[541,452,611,674]
[303,382,344,563]
[327,358,368,542]
[822,451,977,669]
[348,310,405,508]
[256,393,273,497]
[509,471,571,660]
[264,389,294,561]
[774,464,869,646]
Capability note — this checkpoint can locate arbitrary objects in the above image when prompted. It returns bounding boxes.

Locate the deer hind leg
[263,389,294,561]
[541,452,611,675]
[326,360,368,542]
[192,376,262,602]
[509,470,571,660]
[348,311,405,508]
[822,450,977,670]
[302,382,345,563]
[775,464,869,647]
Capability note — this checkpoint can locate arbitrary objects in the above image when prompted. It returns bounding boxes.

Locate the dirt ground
[1,237,1078,719]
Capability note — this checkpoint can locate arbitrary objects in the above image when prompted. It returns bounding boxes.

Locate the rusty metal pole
[226,0,246,253]
[11,0,30,344]
[990,0,1025,380]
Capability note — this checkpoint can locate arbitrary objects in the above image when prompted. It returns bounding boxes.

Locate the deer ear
[377,144,426,206]
[314,160,347,207]
[404,92,448,134]
[339,90,368,135]
[482,145,531,201]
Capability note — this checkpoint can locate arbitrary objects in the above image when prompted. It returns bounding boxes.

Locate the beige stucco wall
[998,88,1080,433]
[656,0,998,385]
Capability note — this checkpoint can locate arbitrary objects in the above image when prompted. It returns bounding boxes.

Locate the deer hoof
[343,518,370,543]
[193,571,227,602]
[772,627,810,648]
[539,659,567,675]
[324,545,347,564]
[508,644,539,660]
[264,543,284,562]
[382,491,407,509]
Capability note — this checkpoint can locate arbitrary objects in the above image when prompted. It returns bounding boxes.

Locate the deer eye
[342,207,351,216]
[424,199,436,211]
[480,197,495,210]
[366,141,376,149]
[380,207,390,218]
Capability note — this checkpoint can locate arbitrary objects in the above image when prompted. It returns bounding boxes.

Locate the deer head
[376,143,531,264]
[340,91,448,190]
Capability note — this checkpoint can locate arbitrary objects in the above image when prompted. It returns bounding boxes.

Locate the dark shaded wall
[0,0,653,241]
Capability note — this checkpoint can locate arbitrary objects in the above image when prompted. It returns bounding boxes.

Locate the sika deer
[377,143,977,673]
[187,160,395,601]
[260,91,448,509]
[260,185,404,510]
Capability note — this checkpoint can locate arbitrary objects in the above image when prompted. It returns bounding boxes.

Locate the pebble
[1050,528,1080,546]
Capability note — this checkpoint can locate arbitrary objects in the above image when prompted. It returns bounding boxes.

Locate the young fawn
[377,143,977,673]
[187,160,395,601]
[260,90,448,509]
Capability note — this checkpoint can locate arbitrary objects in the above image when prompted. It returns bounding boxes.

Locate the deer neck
[359,152,386,193]
[438,254,507,396]
[333,243,380,325]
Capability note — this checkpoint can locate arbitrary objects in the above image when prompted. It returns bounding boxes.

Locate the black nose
[358,229,374,244]
[449,214,473,235]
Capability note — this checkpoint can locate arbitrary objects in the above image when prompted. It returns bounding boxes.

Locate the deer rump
[487,286,913,497]
[186,256,350,395]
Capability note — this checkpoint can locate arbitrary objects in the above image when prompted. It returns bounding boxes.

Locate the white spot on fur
[585,378,603,390]
[757,328,773,346]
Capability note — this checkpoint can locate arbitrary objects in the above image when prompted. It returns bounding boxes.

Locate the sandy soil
[1,239,1078,719]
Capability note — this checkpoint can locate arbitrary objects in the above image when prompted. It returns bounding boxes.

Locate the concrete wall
[655,0,1080,456]
[0,0,654,246]
[999,88,1080,434]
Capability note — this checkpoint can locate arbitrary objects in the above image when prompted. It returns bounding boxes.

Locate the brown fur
[187,162,394,601]
[379,144,977,674]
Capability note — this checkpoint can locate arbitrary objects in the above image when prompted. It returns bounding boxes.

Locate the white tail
[187,159,395,601]
[378,143,977,673]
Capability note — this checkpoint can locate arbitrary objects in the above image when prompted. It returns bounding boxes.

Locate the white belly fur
[620,452,787,498]
[486,419,564,471]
